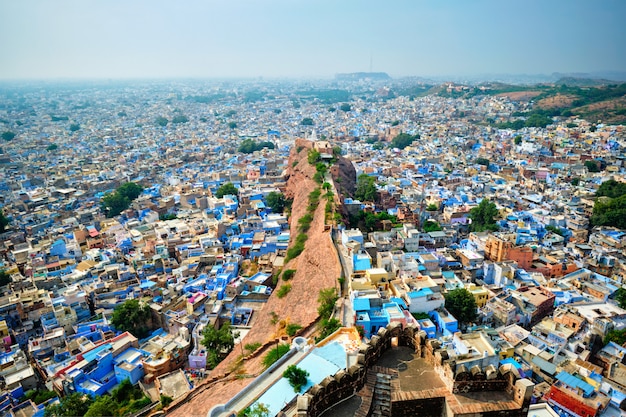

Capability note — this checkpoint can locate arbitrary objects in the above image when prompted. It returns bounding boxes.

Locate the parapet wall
[296,322,421,417]
[296,323,533,417]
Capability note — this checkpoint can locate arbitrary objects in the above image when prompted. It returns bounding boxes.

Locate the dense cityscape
[0,74,624,417]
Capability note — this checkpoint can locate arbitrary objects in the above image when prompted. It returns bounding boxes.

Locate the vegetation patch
[282,269,297,281]
[276,284,292,298]
[262,343,290,368]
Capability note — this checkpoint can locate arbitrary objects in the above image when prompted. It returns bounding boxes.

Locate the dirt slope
[166,140,343,417]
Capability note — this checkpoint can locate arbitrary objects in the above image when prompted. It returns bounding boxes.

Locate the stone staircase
[355,366,397,417]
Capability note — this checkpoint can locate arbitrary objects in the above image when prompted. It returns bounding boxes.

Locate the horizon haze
[1,0,625,81]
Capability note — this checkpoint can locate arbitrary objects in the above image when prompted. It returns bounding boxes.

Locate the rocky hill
[166,139,351,417]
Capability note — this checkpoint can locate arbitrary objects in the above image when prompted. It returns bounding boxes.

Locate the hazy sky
[1,0,625,80]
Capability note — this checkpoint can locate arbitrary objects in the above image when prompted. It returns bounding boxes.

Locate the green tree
[202,322,238,368]
[69,123,80,132]
[545,225,564,236]
[238,402,270,417]
[172,115,189,124]
[604,329,626,346]
[111,299,152,339]
[444,288,478,325]
[117,182,144,200]
[238,139,275,153]
[468,198,499,232]
[262,343,290,368]
[24,389,57,405]
[307,149,321,164]
[475,157,490,166]
[101,192,130,217]
[591,195,626,229]
[283,365,309,392]
[615,288,626,309]
[155,116,169,127]
[85,396,119,417]
[215,182,238,198]
[0,209,9,233]
[340,103,351,112]
[265,191,286,213]
[355,174,377,202]
[0,270,10,287]
[44,392,94,417]
[571,177,580,186]
[316,317,341,342]
[390,132,419,149]
[584,160,600,173]
[1,131,16,141]
[286,323,302,336]
[228,121,238,129]
[160,395,174,408]
[301,117,314,126]
[514,135,522,145]
[596,179,626,198]
[423,220,443,232]
[46,143,58,151]
[101,182,143,218]
[318,288,338,320]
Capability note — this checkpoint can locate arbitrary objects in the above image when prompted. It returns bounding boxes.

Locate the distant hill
[432,80,626,124]
[335,72,391,81]
[553,77,619,87]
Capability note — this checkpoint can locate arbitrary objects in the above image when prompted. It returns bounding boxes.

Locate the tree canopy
[215,182,238,198]
[468,198,499,232]
[423,220,443,232]
[584,160,600,173]
[390,132,420,149]
[155,116,169,126]
[172,115,189,124]
[596,179,626,199]
[615,288,626,310]
[444,288,478,325]
[1,131,15,141]
[591,195,626,229]
[238,403,270,417]
[355,174,377,202]
[101,182,143,218]
[202,321,238,368]
[300,117,314,126]
[318,288,338,320]
[475,157,490,167]
[110,299,152,339]
[69,123,80,132]
[266,191,286,213]
[0,209,9,233]
[44,393,94,417]
[0,270,11,287]
[339,103,351,112]
[117,182,144,200]
[238,139,275,153]
[283,365,309,392]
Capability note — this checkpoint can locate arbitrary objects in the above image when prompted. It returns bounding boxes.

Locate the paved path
[215,349,309,417]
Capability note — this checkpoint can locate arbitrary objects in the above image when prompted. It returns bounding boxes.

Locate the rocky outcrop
[167,139,349,417]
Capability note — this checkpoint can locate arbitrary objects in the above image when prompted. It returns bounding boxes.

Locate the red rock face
[168,139,344,416]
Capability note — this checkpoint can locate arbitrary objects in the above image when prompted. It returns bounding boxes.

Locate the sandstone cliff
[167,139,351,417]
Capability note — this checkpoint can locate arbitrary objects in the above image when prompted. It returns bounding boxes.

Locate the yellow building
[466,283,490,308]
[350,268,391,292]
[0,320,8,338]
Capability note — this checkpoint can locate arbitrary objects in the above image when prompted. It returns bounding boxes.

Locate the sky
[1,0,625,80]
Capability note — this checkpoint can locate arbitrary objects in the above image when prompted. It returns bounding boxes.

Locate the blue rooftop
[555,371,594,397]
[353,298,371,311]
